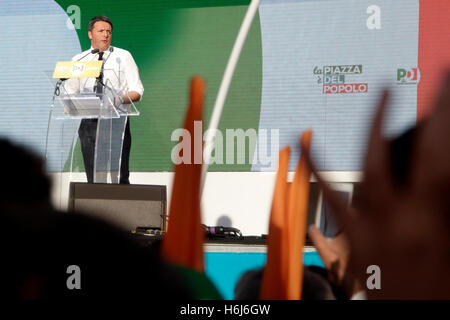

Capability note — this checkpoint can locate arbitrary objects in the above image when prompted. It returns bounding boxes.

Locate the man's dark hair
[234,266,339,300]
[88,15,113,32]
[0,139,51,208]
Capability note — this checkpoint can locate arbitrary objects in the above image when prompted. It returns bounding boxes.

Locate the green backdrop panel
[56,0,262,172]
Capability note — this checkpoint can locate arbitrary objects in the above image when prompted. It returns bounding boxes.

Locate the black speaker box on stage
[68,182,167,232]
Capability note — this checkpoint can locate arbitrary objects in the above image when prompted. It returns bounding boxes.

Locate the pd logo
[71,63,85,76]
[397,68,420,84]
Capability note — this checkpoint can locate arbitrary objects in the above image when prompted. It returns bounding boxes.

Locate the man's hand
[121,91,141,104]
[308,226,349,284]
[308,226,360,297]
[114,95,124,108]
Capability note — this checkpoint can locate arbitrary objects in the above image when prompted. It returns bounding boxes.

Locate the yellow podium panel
[52,60,103,78]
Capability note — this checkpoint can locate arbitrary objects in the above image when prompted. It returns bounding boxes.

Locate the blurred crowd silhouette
[2,73,450,300]
[0,139,195,299]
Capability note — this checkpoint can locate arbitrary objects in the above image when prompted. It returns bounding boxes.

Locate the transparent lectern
[44,68,139,190]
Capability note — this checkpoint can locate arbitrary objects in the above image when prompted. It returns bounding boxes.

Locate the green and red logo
[397,68,420,85]
[71,63,85,76]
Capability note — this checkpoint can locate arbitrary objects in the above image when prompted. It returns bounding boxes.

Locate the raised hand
[302,74,450,299]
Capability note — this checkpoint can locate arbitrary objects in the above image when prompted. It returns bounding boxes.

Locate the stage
[132,234,322,300]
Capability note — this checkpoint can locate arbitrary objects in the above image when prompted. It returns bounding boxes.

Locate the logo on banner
[397,68,420,85]
[313,64,367,94]
[71,63,85,76]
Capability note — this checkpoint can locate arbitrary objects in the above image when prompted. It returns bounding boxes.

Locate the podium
[44,68,139,190]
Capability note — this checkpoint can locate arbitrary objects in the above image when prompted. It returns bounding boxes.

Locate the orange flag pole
[260,130,312,300]
[286,130,312,300]
[260,146,291,300]
[161,76,205,273]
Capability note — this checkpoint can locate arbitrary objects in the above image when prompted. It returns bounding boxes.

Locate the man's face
[88,21,112,52]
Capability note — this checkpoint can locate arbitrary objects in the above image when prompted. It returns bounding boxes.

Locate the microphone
[98,47,114,75]
[54,49,101,97]
[74,48,100,63]
[104,46,114,63]
[96,47,114,94]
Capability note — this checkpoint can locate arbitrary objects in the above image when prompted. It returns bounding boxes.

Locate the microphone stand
[52,48,101,101]
[95,47,114,98]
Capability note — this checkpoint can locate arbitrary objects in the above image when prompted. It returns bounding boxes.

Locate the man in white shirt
[67,15,144,184]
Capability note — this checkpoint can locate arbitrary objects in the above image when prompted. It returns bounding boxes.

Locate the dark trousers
[78,118,131,184]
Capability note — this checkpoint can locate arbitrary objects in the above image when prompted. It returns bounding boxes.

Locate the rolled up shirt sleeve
[124,51,144,100]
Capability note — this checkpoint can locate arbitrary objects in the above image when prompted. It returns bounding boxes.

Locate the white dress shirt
[64,46,144,100]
